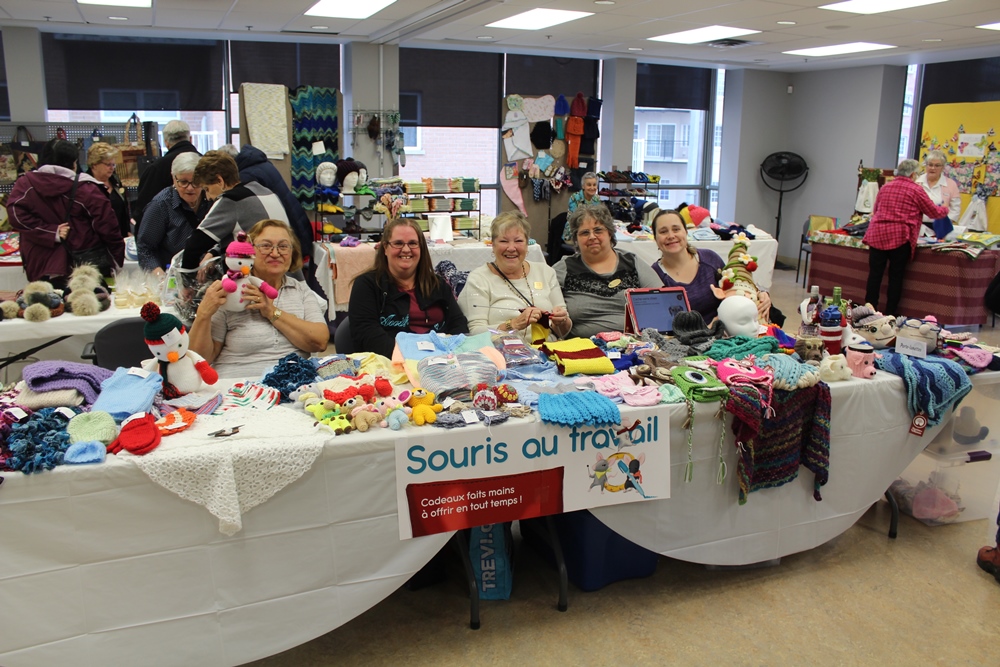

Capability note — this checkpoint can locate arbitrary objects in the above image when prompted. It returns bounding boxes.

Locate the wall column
[3,27,47,122]
[342,42,399,179]
[600,58,637,171]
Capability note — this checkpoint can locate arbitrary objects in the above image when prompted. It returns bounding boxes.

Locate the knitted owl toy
[139,302,218,398]
[220,232,278,312]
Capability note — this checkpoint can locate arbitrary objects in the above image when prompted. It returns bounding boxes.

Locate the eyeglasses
[577,226,608,239]
[175,179,198,189]
[101,162,116,169]
[255,242,292,255]
[387,240,420,250]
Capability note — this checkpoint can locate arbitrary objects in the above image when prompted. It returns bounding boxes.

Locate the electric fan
[759,151,809,241]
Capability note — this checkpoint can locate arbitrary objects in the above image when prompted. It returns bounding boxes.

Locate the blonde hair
[490,210,532,241]
[248,219,302,273]
[87,142,118,168]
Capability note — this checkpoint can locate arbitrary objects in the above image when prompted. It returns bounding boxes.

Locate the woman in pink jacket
[8,139,124,288]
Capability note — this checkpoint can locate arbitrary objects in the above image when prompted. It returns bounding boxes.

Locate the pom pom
[69,264,102,284]
[24,302,51,322]
[23,281,55,298]
[235,231,248,243]
[67,291,101,317]
[140,302,161,323]
[0,300,20,320]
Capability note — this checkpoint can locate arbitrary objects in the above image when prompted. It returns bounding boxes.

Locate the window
[400,126,421,152]
[646,123,676,160]
[898,64,918,163]
[634,124,639,140]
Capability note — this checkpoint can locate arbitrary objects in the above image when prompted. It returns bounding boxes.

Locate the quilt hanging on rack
[290,86,339,211]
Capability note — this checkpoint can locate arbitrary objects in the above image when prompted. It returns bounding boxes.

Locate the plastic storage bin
[891,379,1000,525]
[522,510,659,592]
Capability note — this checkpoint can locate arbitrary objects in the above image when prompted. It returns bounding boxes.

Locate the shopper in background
[554,204,661,338]
[348,218,468,357]
[460,211,571,341]
[134,120,201,225]
[862,158,949,316]
[188,218,328,378]
[219,144,313,269]
[916,149,961,232]
[562,171,601,241]
[8,139,124,286]
[977,503,1000,586]
[179,151,289,272]
[135,152,211,275]
[85,142,133,237]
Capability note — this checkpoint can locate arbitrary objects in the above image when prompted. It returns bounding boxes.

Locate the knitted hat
[226,231,255,258]
[107,412,161,456]
[506,94,524,111]
[141,302,185,345]
[550,139,566,158]
[554,94,570,116]
[586,96,602,119]
[678,203,712,228]
[315,161,338,187]
[569,92,588,117]
[67,410,118,444]
[759,353,820,389]
[851,304,882,326]
[530,121,552,149]
[64,441,107,465]
[718,234,758,294]
[670,366,729,402]
[155,407,197,435]
[336,158,366,188]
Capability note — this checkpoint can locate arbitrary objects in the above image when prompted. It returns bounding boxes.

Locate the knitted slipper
[156,408,197,436]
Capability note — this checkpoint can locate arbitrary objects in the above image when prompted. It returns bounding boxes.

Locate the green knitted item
[671,365,729,483]
[705,335,780,361]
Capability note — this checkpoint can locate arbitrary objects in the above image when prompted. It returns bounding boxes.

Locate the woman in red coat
[8,139,124,288]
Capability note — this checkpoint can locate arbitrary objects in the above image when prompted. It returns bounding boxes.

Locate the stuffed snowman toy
[139,302,218,397]
[220,232,279,312]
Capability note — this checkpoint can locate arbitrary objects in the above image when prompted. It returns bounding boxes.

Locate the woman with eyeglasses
[179,151,290,273]
[86,142,133,238]
[459,211,570,341]
[348,218,468,357]
[135,152,211,275]
[553,204,661,338]
[188,218,329,378]
[916,149,961,234]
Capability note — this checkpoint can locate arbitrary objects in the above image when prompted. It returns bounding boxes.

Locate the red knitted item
[108,413,161,455]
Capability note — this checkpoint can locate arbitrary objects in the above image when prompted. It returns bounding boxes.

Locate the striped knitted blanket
[874,350,972,426]
[289,85,339,210]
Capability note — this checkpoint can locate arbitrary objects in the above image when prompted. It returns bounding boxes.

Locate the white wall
[719,65,907,262]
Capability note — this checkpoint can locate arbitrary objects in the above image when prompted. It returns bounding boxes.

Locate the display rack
[402,179,480,238]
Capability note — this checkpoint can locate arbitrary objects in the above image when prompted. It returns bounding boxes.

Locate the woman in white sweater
[459,211,571,342]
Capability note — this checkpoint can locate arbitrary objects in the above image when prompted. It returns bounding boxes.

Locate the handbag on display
[0,143,17,183]
[112,113,147,187]
[8,125,47,175]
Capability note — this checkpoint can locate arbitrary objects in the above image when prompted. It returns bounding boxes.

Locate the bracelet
[269,308,283,324]
[502,319,512,331]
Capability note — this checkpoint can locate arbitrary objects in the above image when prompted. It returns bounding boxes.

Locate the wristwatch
[269,308,283,324]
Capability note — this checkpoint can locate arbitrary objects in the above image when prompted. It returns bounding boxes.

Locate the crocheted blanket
[737,383,831,504]
[874,351,972,426]
[121,406,327,535]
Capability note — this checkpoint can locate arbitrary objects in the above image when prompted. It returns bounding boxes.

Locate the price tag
[483,411,501,418]
[55,407,77,420]
[503,338,522,346]
[607,351,621,360]
[896,337,927,358]
[427,357,449,365]
[909,412,928,436]
[417,341,435,351]
[505,402,523,410]
[461,410,479,424]
[441,397,456,409]
[121,412,146,427]
[6,407,28,421]
[128,367,152,378]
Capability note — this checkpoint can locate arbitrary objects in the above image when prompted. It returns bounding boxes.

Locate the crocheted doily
[120,406,327,535]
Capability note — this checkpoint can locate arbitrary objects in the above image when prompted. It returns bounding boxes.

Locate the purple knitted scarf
[21,361,114,406]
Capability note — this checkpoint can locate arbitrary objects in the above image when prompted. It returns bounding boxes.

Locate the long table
[808,241,1000,326]
[1,369,981,667]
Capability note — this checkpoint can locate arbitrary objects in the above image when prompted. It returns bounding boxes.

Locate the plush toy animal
[794,336,825,366]
[846,344,880,379]
[408,388,443,426]
[351,403,382,432]
[139,302,218,397]
[818,354,852,382]
[220,232,278,312]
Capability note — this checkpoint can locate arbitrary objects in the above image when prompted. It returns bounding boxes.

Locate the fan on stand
[760,151,809,269]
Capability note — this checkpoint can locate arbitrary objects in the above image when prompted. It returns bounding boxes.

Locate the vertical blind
[635,63,712,110]
[399,48,501,127]
[229,41,341,92]
[42,34,224,110]
[505,55,599,99]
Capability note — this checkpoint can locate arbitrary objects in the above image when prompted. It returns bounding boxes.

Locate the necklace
[492,261,535,308]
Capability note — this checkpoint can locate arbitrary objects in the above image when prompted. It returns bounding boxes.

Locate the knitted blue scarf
[875,350,972,426]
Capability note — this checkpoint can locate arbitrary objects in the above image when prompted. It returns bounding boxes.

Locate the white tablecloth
[623,237,778,291]
[0,370,988,666]
[313,241,546,316]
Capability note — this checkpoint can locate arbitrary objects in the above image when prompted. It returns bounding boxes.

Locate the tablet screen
[629,289,690,333]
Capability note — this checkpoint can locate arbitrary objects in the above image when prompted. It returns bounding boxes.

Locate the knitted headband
[226,231,255,258]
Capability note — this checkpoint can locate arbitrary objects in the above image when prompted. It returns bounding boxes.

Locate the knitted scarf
[705,335,780,362]
[261,353,321,403]
[748,383,832,502]
[874,350,972,426]
[6,407,76,473]
[290,85,339,210]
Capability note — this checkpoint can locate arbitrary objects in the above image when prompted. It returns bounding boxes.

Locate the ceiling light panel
[783,41,896,56]
[486,9,594,30]
[819,0,947,15]
[77,0,151,6]
[649,25,761,44]
[305,0,396,20]
[977,22,1000,30]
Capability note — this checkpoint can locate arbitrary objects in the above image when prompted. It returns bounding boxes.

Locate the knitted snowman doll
[220,232,279,312]
[139,302,218,398]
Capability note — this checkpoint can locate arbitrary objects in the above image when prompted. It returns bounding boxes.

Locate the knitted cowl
[705,335,779,361]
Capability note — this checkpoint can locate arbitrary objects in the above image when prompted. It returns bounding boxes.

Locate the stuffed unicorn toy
[220,232,278,312]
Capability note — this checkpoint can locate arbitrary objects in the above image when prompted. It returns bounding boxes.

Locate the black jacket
[348,271,469,358]
[134,140,201,225]
[235,145,313,260]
